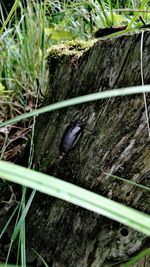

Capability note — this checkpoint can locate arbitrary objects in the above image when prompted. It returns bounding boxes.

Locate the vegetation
[0,0,150,99]
[0,0,150,266]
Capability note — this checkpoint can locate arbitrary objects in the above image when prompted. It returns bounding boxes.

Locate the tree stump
[2,31,150,266]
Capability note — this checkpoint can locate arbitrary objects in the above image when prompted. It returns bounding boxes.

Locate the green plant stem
[0,0,19,35]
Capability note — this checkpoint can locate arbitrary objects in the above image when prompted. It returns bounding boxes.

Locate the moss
[47,39,95,58]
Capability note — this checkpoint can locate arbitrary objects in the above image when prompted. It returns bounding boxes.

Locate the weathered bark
[27,31,150,266]
[24,31,150,266]
[1,31,150,266]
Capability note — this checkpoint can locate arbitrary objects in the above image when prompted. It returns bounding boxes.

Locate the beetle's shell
[59,121,83,155]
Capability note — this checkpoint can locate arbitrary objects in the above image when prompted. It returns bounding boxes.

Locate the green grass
[1,85,150,128]
[0,0,150,100]
[0,0,19,35]
[121,247,150,267]
[0,0,49,99]
[0,160,150,236]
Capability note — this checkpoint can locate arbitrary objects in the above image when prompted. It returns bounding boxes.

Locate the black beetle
[59,120,84,159]
[59,111,93,160]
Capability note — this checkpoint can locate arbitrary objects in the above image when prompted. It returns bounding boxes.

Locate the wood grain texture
[29,31,150,267]
[1,31,150,266]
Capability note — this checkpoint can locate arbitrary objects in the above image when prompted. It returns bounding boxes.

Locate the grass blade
[126,0,150,29]
[11,190,36,241]
[105,173,150,192]
[121,247,150,267]
[0,85,150,128]
[0,0,19,35]
[32,248,49,267]
[0,204,19,239]
[0,160,150,235]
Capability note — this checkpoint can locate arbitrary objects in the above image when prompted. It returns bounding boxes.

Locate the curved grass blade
[0,0,19,35]
[32,248,49,267]
[0,85,150,128]
[126,0,150,30]
[0,203,19,239]
[11,190,36,241]
[121,247,150,267]
[105,173,150,192]
[0,160,150,235]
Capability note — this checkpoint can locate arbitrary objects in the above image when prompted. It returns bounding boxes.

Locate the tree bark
[2,31,150,266]
[28,31,150,266]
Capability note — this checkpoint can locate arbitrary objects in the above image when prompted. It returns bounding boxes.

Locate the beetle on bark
[59,111,93,160]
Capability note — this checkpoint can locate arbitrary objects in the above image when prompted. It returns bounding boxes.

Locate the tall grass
[0,0,150,96]
[0,0,49,99]
[0,2,50,264]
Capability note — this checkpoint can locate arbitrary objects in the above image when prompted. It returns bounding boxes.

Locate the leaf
[44,27,74,40]
[0,82,5,94]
